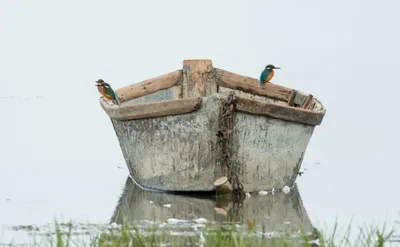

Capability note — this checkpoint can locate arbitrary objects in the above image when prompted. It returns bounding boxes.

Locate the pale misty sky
[0,0,400,233]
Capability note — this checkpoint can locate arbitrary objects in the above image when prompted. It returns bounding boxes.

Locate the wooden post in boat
[181,59,217,98]
[214,176,233,196]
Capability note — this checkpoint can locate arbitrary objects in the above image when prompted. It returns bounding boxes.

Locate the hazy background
[1,0,399,240]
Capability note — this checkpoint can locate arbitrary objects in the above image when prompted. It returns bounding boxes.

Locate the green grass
[7,219,397,247]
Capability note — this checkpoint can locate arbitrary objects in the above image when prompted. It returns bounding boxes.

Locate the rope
[217,91,246,201]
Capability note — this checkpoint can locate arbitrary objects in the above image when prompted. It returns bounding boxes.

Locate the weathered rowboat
[99,59,326,193]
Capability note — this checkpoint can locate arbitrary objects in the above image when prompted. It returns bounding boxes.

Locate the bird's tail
[115,96,120,105]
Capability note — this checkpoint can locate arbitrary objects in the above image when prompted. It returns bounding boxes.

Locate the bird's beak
[274,67,281,69]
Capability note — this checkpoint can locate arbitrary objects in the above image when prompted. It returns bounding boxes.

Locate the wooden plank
[287,90,297,106]
[115,70,183,102]
[100,97,202,121]
[235,96,325,126]
[182,59,217,98]
[215,68,293,101]
[301,94,313,109]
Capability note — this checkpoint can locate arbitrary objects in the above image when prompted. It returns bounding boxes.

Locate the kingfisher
[259,64,281,85]
[95,79,120,105]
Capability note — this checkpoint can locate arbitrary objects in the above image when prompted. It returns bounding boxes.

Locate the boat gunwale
[100,92,325,126]
[99,60,326,126]
[235,96,325,126]
[99,97,202,121]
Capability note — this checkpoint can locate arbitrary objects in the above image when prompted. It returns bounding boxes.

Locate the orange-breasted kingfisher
[259,64,281,85]
[95,79,120,105]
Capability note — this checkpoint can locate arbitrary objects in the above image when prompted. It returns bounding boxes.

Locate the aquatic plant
[7,218,397,247]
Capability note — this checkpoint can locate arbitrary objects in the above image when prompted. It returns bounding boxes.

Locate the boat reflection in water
[110,176,319,243]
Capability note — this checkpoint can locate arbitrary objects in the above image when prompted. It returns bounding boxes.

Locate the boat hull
[99,59,326,193]
[110,93,315,192]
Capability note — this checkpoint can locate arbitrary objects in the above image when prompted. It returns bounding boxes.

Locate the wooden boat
[99,59,326,193]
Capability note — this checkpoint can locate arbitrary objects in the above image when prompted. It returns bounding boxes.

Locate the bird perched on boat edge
[95,79,120,105]
[259,64,281,85]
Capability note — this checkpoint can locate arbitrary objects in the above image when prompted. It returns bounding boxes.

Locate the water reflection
[110,176,316,236]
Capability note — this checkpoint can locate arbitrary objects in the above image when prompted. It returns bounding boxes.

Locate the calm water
[2,0,400,245]
[0,97,399,245]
